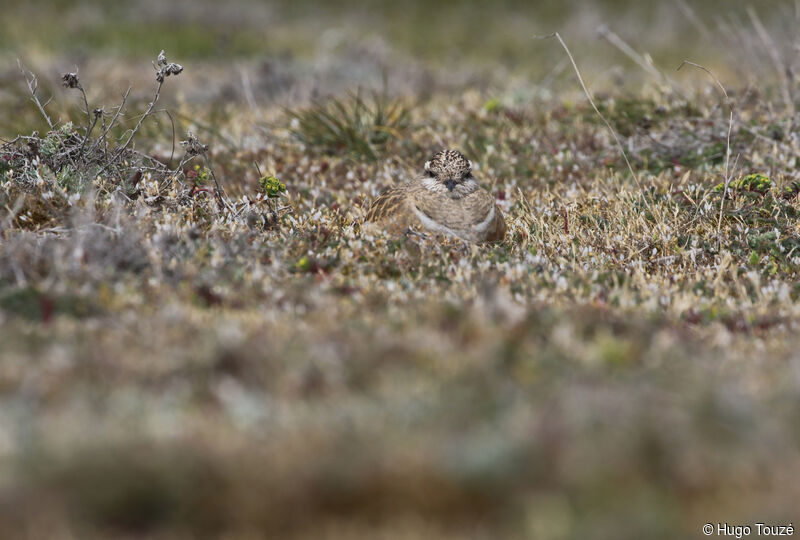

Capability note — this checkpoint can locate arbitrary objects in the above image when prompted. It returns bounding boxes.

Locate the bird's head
[423,149,477,197]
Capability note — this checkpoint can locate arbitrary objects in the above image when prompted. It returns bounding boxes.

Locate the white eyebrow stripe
[421,177,448,193]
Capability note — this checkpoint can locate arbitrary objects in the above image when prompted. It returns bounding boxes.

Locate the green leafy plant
[253,173,289,226]
[483,98,503,113]
[259,175,286,198]
[714,173,772,194]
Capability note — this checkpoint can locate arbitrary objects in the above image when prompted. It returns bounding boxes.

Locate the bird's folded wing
[365,187,407,222]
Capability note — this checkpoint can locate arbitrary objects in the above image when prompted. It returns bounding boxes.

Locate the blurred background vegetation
[0,1,789,60]
[0,0,796,85]
[4,0,798,141]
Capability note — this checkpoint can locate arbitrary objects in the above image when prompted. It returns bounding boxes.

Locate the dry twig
[677,61,735,236]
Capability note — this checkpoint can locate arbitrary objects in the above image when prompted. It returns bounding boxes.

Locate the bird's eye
[464,171,473,179]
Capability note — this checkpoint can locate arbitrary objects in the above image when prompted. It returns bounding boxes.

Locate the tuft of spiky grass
[286,89,411,161]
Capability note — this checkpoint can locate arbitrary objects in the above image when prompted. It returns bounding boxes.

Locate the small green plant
[295,256,311,273]
[56,166,83,193]
[258,174,288,221]
[714,173,772,194]
[483,98,503,113]
[286,90,411,161]
[40,123,77,158]
[187,164,211,188]
[259,175,286,198]
[781,181,800,200]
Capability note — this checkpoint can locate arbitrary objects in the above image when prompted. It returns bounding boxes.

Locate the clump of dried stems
[1,50,237,216]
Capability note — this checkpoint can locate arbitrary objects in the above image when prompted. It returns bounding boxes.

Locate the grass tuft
[286,90,411,161]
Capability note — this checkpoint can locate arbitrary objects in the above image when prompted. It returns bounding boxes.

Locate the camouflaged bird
[364,149,507,243]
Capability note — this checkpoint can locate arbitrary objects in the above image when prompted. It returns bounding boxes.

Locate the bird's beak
[444,179,457,191]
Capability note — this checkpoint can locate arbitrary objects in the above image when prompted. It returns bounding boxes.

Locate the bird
[364,149,506,243]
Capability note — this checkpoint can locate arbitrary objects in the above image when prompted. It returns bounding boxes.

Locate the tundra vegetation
[1,1,800,539]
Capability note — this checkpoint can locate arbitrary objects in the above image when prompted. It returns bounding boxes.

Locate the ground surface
[2,1,800,539]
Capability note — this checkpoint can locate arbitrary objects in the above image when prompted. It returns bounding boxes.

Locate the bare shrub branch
[18,60,53,129]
